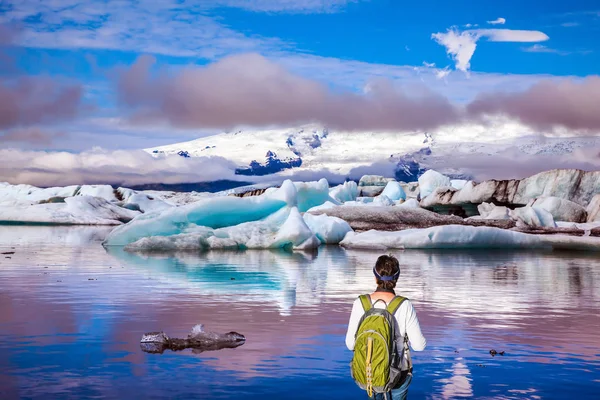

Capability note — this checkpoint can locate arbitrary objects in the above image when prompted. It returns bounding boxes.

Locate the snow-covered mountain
[147,120,600,182]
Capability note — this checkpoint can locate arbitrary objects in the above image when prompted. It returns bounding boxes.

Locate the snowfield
[146,121,600,179]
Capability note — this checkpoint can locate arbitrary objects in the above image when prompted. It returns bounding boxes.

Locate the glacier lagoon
[1,226,599,399]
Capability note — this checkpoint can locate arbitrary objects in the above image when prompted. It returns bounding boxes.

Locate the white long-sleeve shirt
[345,296,427,370]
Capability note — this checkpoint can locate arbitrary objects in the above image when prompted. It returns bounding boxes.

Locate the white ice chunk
[124,206,321,251]
[418,170,451,198]
[358,175,395,187]
[477,202,511,220]
[329,181,358,203]
[379,181,406,201]
[293,178,338,212]
[104,183,294,246]
[273,207,320,249]
[527,196,587,223]
[340,225,547,250]
[0,182,79,205]
[191,324,205,335]
[451,179,468,190]
[373,195,394,206]
[0,196,139,225]
[124,193,173,214]
[396,198,421,209]
[76,185,117,202]
[510,206,556,228]
[303,213,353,244]
[587,194,600,222]
[306,201,339,213]
[105,180,334,247]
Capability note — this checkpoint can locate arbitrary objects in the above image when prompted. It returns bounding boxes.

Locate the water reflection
[1,227,599,399]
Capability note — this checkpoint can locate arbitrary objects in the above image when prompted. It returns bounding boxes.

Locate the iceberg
[0,182,79,206]
[329,181,358,203]
[451,180,468,190]
[340,225,547,250]
[76,185,118,202]
[418,170,451,198]
[303,213,352,244]
[117,188,173,213]
[421,169,600,209]
[293,178,339,212]
[124,206,320,251]
[373,195,395,206]
[306,201,339,213]
[340,224,600,251]
[527,196,587,223]
[586,194,600,222]
[477,202,556,228]
[509,206,556,228]
[396,198,421,209]
[103,181,296,246]
[400,182,420,200]
[104,179,342,249]
[477,203,511,220]
[0,196,139,225]
[379,181,406,201]
[357,175,395,197]
[358,175,395,187]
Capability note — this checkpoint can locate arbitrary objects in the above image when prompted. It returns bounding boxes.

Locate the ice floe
[418,170,451,198]
[527,196,587,223]
[340,225,546,250]
[379,181,406,201]
[586,194,600,222]
[104,182,295,246]
[105,179,349,250]
[303,213,352,244]
[0,196,139,225]
[329,181,358,203]
[340,224,600,251]
[421,169,600,208]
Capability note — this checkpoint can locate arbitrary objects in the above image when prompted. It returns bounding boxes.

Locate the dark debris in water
[489,349,505,357]
[1,251,15,255]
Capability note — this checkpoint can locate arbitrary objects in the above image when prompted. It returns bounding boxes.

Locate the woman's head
[374,254,400,290]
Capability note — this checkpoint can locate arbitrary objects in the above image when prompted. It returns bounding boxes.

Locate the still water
[1,226,599,399]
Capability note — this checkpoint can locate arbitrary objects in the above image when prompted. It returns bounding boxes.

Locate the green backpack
[350,294,409,396]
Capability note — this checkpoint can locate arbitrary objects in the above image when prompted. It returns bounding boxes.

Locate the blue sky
[0,0,599,151]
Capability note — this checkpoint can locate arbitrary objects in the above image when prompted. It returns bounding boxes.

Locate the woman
[346,255,427,400]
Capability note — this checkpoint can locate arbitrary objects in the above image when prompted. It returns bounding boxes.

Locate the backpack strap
[359,294,372,312]
[386,296,407,315]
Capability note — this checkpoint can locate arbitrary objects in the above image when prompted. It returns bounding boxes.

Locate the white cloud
[0,0,361,58]
[432,28,549,73]
[475,29,549,42]
[0,148,239,186]
[431,29,479,73]
[210,0,360,13]
[0,0,288,58]
[487,17,506,25]
[522,44,568,55]
[275,53,554,104]
[435,66,451,80]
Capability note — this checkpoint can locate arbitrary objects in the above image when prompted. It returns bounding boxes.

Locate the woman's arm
[345,298,364,350]
[404,300,427,351]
